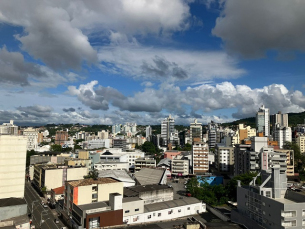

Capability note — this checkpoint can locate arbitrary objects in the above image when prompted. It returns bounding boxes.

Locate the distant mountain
[223,111,305,127]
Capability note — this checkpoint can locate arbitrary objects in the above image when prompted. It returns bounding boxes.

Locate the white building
[0,120,18,135]
[256,105,270,137]
[97,130,109,139]
[145,126,152,140]
[274,125,292,148]
[161,115,175,146]
[85,139,111,149]
[94,161,129,171]
[123,197,206,225]
[23,127,38,150]
[0,135,27,199]
[271,111,288,137]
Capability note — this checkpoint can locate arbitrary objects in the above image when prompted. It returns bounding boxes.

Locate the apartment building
[171,154,190,176]
[134,157,156,172]
[0,120,18,135]
[55,130,69,145]
[23,127,38,150]
[65,177,123,215]
[274,125,292,148]
[256,105,270,137]
[208,122,218,149]
[161,115,175,147]
[214,144,234,175]
[232,168,305,229]
[190,119,202,143]
[0,135,27,199]
[94,161,129,171]
[296,135,305,154]
[271,111,288,136]
[33,163,88,191]
[192,142,209,174]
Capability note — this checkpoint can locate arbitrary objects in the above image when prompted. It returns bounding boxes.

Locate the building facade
[161,115,175,147]
[192,142,209,174]
[256,105,270,137]
[190,119,202,143]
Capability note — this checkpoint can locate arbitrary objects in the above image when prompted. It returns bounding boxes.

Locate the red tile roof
[52,186,65,195]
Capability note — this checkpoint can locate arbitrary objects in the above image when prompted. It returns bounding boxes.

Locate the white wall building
[0,120,18,135]
[274,125,292,148]
[23,127,38,150]
[0,135,27,199]
[94,162,129,171]
[256,105,270,137]
[123,197,206,225]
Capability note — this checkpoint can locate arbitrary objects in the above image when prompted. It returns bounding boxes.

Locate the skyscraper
[256,105,270,137]
[161,115,175,146]
[190,119,202,143]
[146,126,152,140]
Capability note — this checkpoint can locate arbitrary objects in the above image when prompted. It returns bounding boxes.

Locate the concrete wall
[123,199,144,217]
[0,135,27,199]
[67,167,88,181]
[98,182,124,202]
[139,189,173,205]
[45,169,63,190]
[123,202,205,225]
[77,185,92,205]
[0,204,27,221]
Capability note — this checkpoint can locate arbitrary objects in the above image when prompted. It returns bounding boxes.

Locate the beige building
[65,177,123,214]
[134,157,156,172]
[0,135,27,199]
[296,135,305,154]
[33,163,88,191]
[23,127,38,150]
[190,119,202,143]
[238,124,256,143]
[171,155,189,176]
[192,142,209,174]
[274,149,294,176]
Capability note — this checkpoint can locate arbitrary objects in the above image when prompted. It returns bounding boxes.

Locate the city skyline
[1,0,305,125]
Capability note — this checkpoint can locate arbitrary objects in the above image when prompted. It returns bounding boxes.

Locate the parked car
[54,219,59,224]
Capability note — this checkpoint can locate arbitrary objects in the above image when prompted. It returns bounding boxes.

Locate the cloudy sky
[1,0,305,126]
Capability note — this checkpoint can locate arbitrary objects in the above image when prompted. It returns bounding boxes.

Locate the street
[24,182,65,229]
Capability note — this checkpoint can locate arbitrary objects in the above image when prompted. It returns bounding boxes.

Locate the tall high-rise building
[274,125,292,148]
[146,126,152,140]
[0,135,27,199]
[208,121,218,149]
[256,105,270,137]
[161,115,175,146]
[271,111,288,136]
[55,130,68,145]
[190,119,202,143]
[192,142,209,174]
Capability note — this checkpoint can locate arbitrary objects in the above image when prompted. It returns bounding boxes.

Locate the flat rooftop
[67,177,119,187]
[77,201,109,211]
[0,198,26,208]
[144,197,201,212]
[122,197,142,203]
[124,184,172,197]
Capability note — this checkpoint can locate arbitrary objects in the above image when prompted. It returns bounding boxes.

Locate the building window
[135,208,139,212]
[266,191,271,198]
[125,210,130,213]
[178,209,181,213]
[158,213,161,217]
[187,207,190,210]
[148,215,151,219]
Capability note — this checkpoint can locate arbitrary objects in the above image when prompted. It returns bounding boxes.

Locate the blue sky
[0,0,305,125]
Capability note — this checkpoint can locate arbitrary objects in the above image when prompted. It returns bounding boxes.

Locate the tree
[50,144,62,152]
[182,143,192,151]
[141,141,156,155]
[84,169,99,180]
[225,172,260,201]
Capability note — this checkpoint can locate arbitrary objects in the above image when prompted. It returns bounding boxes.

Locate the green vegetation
[138,141,163,164]
[186,172,260,205]
[84,169,99,180]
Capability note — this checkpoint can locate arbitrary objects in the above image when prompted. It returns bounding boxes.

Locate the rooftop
[124,184,172,197]
[67,177,119,187]
[134,168,165,185]
[122,197,142,203]
[144,197,200,212]
[0,198,26,207]
[75,201,110,212]
[51,186,65,194]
